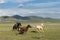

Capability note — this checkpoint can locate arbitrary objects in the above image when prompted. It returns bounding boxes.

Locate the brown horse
[19,25,31,34]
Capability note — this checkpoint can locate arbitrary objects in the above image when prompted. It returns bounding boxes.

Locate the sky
[0,0,60,18]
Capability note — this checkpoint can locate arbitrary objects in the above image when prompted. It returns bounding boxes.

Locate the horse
[13,22,22,31]
[33,23,44,32]
[19,25,31,34]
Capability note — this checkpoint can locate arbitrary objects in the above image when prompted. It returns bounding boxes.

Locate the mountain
[0,15,60,23]
[2,16,9,19]
[0,15,31,20]
[11,15,30,20]
[12,15,22,19]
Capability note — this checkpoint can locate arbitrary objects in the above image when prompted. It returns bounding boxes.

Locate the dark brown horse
[13,22,22,31]
[19,25,31,34]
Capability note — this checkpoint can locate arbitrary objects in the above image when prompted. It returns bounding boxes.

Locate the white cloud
[0,0,60,18]
[15,0,34,3]
[26,2,60,8]
[18,9,34,13]
[0,0,34,4]
[0,9,39,16]
[0,8,60,18]
[0,0,5,3]
[0,9,18,16]
[17,4,24,8]
[4,0,34,3]
[0,8,60,16]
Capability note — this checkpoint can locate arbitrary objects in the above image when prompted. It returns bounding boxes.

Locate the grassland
[0,22,60,40]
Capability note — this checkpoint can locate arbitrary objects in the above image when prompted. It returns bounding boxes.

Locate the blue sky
[0,0,60,18]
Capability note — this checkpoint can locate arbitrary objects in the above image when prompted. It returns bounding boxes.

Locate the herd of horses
[13,22,44,34]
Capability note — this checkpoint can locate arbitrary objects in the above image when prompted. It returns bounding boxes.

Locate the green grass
[0,22,60,40]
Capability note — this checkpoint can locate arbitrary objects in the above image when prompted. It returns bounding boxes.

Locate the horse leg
[19,30,24,34]
[36,28,40,32]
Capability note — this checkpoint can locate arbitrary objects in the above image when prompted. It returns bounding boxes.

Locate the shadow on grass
[30,31,38,33]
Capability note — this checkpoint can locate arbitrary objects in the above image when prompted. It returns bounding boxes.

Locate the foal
[19,25,31,34]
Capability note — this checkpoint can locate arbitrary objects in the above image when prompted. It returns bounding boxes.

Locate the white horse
[33,23,44,32]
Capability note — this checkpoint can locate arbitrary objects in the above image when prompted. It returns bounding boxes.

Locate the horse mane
[26,25,31,28]
[19,25,31,34]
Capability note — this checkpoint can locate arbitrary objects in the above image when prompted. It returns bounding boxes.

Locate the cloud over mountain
[0,0,60,18]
